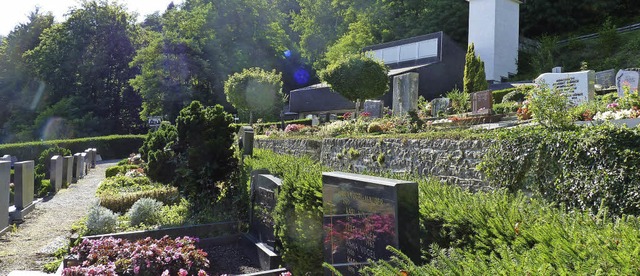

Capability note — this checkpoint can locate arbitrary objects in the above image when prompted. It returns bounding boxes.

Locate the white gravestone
[615,70,640,98]
[50,155,63,192]
[63,156,74,185]
[535,70,595,105]
[73,153,83,180]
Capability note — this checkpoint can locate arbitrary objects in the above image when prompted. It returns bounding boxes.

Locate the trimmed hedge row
[230,118,312,132]
[0,135,145,161]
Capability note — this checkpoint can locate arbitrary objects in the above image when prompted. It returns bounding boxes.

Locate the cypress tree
[463,43,488,94]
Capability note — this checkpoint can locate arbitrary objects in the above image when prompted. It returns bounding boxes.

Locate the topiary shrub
[127,198,163,227]
[173,101,237,201]
[97,175,179,213]
[367,122,383,133]
[85,205,118,235]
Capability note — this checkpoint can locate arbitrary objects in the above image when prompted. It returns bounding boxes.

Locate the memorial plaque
[63,156,74,185]
[322,172,419,276]
[472,90,493,114]
[431,98,450,117]
[0,161,10,235]
[364,100,384,119]
[615,69,640,98]
[50,155,63,192]
[249,172,282,250]
[535,70,595,105]
[595,69,616,88]
[392,72,419,116]
[14,161,34,210]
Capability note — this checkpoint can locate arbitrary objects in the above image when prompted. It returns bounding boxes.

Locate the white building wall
[468,0,520,82]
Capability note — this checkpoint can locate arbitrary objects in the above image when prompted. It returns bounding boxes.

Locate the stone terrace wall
[255,138,491,191]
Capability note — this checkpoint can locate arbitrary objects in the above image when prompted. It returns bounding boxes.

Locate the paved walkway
[0,160,118,275]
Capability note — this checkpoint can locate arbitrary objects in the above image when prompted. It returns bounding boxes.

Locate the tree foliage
[320,53,388,103]
[224,67,283,122]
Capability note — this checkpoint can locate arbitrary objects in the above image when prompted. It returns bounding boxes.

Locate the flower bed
[63,236,209,275]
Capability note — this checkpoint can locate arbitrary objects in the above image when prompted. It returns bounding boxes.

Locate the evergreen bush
[463,43,487,94]
[140,122,177,184]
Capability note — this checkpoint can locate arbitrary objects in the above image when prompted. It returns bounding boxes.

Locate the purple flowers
[607,102,619,109]
[63,236,209,276]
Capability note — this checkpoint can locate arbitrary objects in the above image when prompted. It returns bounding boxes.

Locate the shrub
[85,205,118,235]
[224,67,284,123]
[0,135,145,162]
[493,102,519,114]
[492,88,515,103]
[105,165,140,178]
[527,84,574,129]
[37,179,51,197]
[367,122,383,133]
[244,149,324,275]
[35,145,71,179]
[139,122,177,181]
[65,236,209,275]
[446,87,470,114]
[127,198,163,227]
[463,43,487,94]
[502,89,527,103]
[173,101,237,201]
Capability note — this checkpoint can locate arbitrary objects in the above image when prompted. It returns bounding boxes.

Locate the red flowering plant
[343,112,353,120]
[64,236,209,276]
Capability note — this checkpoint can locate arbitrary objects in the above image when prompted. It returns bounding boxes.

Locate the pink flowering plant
[63,236,209,276]
[284,123,306,133]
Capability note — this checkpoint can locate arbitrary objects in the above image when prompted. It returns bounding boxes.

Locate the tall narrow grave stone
[239,126,254,156]
[364,100,384,119]
[63,156,74,185]
[84,150,91,171]
[73,153,83,180]
[615,69,640,98]
[0,161,10,236]
[90,148,97,168]
[11,161,35,221]
[50,155,63,192]
[322,172,419,275]
[81,152,88,175]
[472,90,493,114]
[246,170,282,270]
[392,72,419,116]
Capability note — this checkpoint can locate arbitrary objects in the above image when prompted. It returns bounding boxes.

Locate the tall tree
[463,43,487,94]
[25,0,143,138]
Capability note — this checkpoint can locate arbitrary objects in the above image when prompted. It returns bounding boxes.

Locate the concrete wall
[255,138,491,191]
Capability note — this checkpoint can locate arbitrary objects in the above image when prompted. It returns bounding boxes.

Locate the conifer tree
[463,43,488,94]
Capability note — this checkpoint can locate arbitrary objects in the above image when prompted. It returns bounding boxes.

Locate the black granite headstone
[322,172,419,276]
[249,172,282,250]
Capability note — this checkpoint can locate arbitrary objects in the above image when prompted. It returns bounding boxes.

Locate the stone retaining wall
[255,138,491,191]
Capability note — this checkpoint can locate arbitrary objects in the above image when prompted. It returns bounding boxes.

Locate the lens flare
[293,68,310,85]
[283,49,292,58]
[29,81,46,111]
[41,117,70,141]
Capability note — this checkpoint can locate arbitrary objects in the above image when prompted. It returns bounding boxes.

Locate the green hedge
[0,135,145,161]
[363,177,640,274]
[492,88,515,103]
[97,175,179,214]
[105,165,140,178]
[243,149,324,275]
[230,118,312,132]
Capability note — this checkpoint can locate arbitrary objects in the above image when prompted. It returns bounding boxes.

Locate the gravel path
[0,160,118,275]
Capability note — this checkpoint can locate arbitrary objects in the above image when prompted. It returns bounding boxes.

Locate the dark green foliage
[0,135,144,162]
[320,53,389,103]
[37,179,51,197]
[35,145,71,179]
[364,177,640,274]
[478,125,640,216]
[244,149,324,275]
[492,102,519,114]
[139,122,177,171]
[463,43,487,94]
[491,88,514,104]
[105,165,140,178]
[173,101,237,201]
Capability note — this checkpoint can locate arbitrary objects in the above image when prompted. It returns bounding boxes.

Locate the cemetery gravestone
[239,126,254,156]
[0,155,10,162]
[11,161,34,221]
[250,173,282,250]
[50,155,63,192]
[322,172,419,275]
[312,115,320,126]
[81,152,88,175]
[535,70,595,105]
[615,69,640,98]
[64,156,74,185]
[595,69,616,88]
[90,148,97,168]
[73,153,83,180]
[431,98,450,117]
[84,150,92,171]
[246,170,283,270]
[364,100,384,119]
[472,90,493,114]
[392,72,419,117]
[0,161,9,236]
[552,66,562,73]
